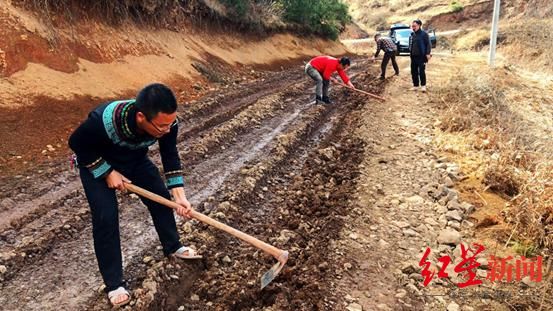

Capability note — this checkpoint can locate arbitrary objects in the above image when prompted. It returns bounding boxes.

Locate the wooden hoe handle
[335,81,386,101]
[124,183,286,261]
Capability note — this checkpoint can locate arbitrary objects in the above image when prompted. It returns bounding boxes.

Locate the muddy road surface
[0,60,385,310]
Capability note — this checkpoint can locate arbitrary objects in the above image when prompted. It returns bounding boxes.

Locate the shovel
[331,78,386,101]
[124,183,289,289]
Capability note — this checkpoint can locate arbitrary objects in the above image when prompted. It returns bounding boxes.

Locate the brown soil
[2,45,551,311]
[3,0,551,309]
[0,74,210,181]
[0,0,347,110]
[426,1,496,31]
[147,80,377,311]
[340,22,370,40]
[0,56,382,310]
[0,2,161,76]
[0,95,107,177]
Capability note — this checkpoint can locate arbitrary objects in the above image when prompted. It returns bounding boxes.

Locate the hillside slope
[342,0,552,73]
[0,1,347,107]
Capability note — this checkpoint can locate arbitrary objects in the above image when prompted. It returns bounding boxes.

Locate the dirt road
[1,52,550,311]
[0,60,383,310]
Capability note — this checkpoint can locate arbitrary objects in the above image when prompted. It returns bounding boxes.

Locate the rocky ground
[331,68,483,311]
[326,56,551,311]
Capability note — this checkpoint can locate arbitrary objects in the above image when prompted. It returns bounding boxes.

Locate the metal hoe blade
[260,251,289,289]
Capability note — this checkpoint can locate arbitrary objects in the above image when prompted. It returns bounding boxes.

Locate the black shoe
[394,71,399,76]
[379,76,385,80]
[315,95,325,105]
[322,96,332,104]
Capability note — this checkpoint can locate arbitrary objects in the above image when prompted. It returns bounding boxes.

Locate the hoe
[332,78,386,101]
[125,183,289,289]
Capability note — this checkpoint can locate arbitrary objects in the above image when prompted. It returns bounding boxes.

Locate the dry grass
[343,0,484,31]
[500,18,553,74]
[432,61,553,308]
[483,155,524,198]
[448,18,552,71]
[433,66,526,198]
[434,66,509,133]
[14,0,287,34]
[252,0,284,29]
[431,64,552,250]
[362,14,388,31]
[504,164,553,250]
[18,0,186,26]
[453,28,489,50]
[522,0,553,18]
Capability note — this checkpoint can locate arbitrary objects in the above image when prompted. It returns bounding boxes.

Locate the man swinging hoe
[69,84,200,307]
[69,83,289,307]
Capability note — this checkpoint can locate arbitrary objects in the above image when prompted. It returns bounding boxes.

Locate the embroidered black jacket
[68,100,184,189]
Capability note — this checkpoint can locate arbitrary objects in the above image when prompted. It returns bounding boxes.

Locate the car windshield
[395,29,412,38]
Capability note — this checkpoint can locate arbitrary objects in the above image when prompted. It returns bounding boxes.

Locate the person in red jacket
[305,56,354,104]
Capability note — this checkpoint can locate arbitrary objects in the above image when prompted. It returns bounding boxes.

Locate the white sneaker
[410,86,419,91]
[421,86,427,92]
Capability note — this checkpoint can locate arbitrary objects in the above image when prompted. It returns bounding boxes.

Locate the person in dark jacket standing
[69,84,201,307]
[409,19,432,92]
[371,33,399,80]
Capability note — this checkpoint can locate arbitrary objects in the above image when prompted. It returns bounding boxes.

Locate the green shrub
[450,1,464,13]
[220,0,250,19]
[18,0,350,39]
[280,0,351,40]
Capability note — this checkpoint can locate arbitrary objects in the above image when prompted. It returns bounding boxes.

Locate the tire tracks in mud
[0,67,305,309]
[129,69,384,311]
[0,69,303,271]
[0,62,376,310]
[146,100,368,311]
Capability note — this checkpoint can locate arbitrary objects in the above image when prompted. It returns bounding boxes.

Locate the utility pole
[488,0,501,67]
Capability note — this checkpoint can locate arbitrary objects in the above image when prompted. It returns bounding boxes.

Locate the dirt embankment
[426,1,495,31]
[0,2,346,104]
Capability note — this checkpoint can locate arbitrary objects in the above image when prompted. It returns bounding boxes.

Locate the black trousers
[381,52,399,78]
[410,56,427,86]
[79,157,182,292]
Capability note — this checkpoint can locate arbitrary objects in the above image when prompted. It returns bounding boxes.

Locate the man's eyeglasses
[146,117,179,133]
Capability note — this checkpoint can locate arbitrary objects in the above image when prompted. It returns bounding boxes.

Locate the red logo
[419,243,543,287]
